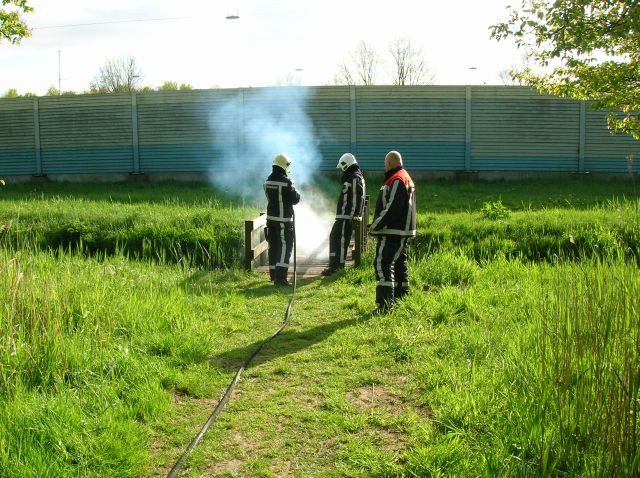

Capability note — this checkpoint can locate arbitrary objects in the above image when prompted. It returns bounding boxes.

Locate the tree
[46,85,59,96]
[274,73,301,87]
[388,38,434,85]
[158,81,178,91]
[89,57,142,93]
[331,63,355,86]
[156,81,193,91]
[491,0,640,138]
[2,88,36,98]
[334,41,379,85]
[0,0,32,44]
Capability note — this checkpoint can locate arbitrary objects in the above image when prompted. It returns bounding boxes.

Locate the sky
[0,0,525,95]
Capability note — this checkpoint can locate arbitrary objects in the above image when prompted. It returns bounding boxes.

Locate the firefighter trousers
[266,221,294,281]
[373,235,409,307]
[328,218,353,269]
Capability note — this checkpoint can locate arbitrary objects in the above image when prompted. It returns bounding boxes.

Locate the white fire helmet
[273,153,291,174]
[336,153,357,171]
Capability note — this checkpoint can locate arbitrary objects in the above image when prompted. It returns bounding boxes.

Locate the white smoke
[208,87,335,261]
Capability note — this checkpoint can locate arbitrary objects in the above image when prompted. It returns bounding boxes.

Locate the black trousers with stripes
[266,221,294,281]
[373,235,409,306]
[328,218,353,269]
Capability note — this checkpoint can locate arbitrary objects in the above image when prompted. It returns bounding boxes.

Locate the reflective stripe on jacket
[370,166,416,236]
[335,165,366,220]
[264,165,300,222]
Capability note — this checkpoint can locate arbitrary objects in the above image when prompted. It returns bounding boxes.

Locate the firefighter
[264,153,300,286]
[322,153,366,276]
[369,151,416,312]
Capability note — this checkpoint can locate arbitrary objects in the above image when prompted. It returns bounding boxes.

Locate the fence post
[244,219,253,270]
[350,85,357,155]
[244,214,268,270]
[33,98,42,176]
[465,85,472,172]
[131,93,140,173]
[578,101,586,173]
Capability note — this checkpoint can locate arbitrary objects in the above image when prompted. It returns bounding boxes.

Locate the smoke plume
[208,87,334,260]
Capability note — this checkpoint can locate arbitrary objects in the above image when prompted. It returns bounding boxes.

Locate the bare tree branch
[333,41,379,85]
[90,57,142,93]
[389,38,434,85]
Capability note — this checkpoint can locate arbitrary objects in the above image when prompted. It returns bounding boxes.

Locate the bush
[480,200,511,220]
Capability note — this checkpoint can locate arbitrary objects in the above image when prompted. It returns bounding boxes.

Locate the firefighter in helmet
[264,153,300,286]
[322,153,366,276]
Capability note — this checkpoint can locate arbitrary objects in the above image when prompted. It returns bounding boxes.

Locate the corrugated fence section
[585,109,639,173]
[39,95,134,174]
[355,86,467,171]
[472,88,581,171]
[0,99,37,175]
[0,85,638,177]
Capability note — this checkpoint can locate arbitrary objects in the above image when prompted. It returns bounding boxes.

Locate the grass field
[1,177,639,477]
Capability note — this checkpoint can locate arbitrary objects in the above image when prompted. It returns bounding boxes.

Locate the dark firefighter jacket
[370,166,416,236]
[264,165,300,222]
[335,164,366,220]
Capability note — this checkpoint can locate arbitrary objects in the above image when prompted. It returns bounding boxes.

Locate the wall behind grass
[0,86,638,178]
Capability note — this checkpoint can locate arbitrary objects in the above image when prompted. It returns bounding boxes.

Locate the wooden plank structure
[245,196,370,279]
[244,213,268,270]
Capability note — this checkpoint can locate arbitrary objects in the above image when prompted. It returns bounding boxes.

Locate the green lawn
[0,178,638,477]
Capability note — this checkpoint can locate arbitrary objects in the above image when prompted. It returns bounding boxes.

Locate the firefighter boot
[395,287,409,301]
[375,285,395,313]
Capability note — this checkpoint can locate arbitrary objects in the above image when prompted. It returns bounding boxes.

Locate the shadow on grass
[180,269,321,298]
[212,310,375,371]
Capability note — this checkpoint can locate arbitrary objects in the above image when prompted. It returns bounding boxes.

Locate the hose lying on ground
[167,213,297,478]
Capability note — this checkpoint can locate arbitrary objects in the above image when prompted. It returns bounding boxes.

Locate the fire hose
[167,213,297,478]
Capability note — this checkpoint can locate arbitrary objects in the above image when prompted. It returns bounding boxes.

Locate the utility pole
[58,50,61,95]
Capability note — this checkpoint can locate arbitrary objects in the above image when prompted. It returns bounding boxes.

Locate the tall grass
[0,248,158,476]
[505,261,640,477]
[0,194,254,268]
[0,246,241,477]
[414,199,640,263]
